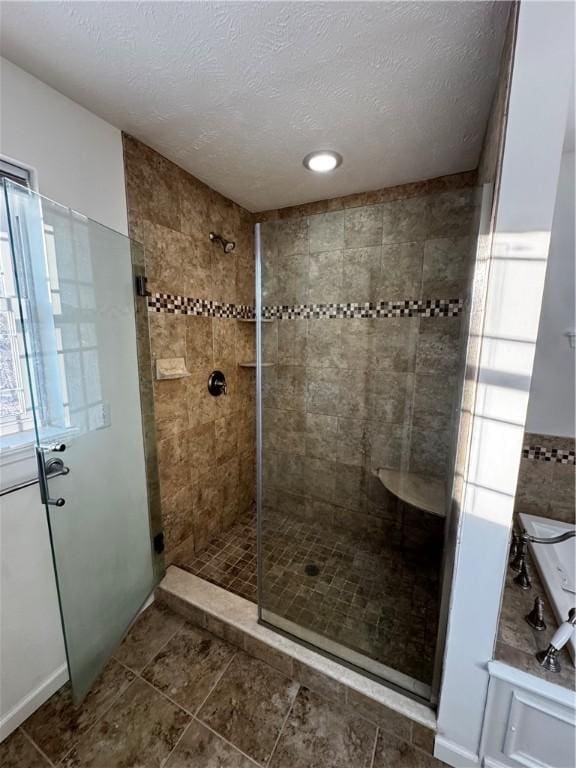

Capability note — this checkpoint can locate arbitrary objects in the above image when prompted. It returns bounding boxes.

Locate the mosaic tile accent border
[522,445,576,465]
[148,293,463,319]
[262,299,462,319]
[148,293,254,318]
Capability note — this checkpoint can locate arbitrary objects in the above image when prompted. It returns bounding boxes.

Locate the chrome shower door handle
[39,442,67,452]
[36,446,68,507]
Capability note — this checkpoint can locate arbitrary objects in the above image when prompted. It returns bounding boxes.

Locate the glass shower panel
[3,180,156,702]
[256,192,476,701]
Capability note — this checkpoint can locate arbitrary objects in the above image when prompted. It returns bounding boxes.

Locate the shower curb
[156,566,437,752]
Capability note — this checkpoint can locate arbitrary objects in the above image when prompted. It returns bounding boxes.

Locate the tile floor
[174,509,440,685]
[1,602,447,768]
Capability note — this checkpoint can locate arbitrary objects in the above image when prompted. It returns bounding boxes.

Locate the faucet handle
[525,596,546,631]
[510,531,519,560]
[513,558,531,590]
[536,607,576,673]
[207,370,227,397]
[548,613,576,652]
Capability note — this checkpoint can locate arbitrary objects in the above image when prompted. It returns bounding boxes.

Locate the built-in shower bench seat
[374,468,446,517]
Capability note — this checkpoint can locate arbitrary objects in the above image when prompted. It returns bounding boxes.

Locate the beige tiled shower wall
[514,433,576,525]
[123,135,256,558]
[259,180,479,538]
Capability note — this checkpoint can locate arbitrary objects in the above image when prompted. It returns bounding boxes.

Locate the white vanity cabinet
[480,662,576,768]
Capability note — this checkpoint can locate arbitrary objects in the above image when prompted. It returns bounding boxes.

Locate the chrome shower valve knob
[208,370,228,396]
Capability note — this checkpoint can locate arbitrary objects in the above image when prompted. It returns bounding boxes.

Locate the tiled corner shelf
[238,361,275,368]
[236,318,275,323]
[374,468,446,517]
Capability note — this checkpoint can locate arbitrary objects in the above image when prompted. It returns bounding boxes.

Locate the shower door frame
[255,221,265,631]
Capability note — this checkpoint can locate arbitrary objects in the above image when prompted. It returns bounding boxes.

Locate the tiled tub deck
[1,602,446,768]
[496,551,575,691]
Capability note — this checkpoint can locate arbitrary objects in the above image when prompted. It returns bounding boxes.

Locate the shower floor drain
[304,563,320,577]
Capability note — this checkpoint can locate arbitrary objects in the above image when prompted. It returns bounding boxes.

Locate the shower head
[209,232,236,254]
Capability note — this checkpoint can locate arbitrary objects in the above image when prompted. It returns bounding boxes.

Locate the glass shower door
[255,196,472,702]
[3,179,156,702]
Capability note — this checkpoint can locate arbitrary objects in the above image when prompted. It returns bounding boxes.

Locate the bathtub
[519,512,576,665]
[479,514,576,766]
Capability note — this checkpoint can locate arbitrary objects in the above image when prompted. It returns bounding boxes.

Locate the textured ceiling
[0,1,510,211]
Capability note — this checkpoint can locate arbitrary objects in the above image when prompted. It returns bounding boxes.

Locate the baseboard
[0,595,154,744]
[482,757,509,768]
[434,735,481,767]
[0,663,68,742]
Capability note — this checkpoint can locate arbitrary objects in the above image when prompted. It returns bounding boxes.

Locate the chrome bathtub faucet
[510,528,576,590]
[525,596,547,631]
[536,608,576,673]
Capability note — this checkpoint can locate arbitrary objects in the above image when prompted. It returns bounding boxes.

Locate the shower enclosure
[1,179,159,702]
[1,171,479,708]
[255,186,479,702]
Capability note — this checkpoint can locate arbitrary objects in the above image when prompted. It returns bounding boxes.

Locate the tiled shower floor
[175,509,440,686]
[1,602,446,767]
[174,511,258,602]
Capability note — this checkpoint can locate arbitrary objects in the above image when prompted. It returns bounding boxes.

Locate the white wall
[0,57,128,739]
[526,146,575,438]
[0,57,128,234]
[436,2,574,766]
[0,487,68,740]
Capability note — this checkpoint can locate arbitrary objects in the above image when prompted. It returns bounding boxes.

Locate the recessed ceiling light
[303,150,343,173]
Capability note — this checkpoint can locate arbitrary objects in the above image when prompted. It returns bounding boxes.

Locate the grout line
[53,674,142,767]
[194,651,238,717]
[18,727,57,768]
[369,726,380,768]
[158,715,194,768]
[115,657,149,678]
[138,675,195,717]
[130,656,267,764]
[137,620,188,679]
[113,603,186,674]
[190,716,262,766]
[50,610,214,765]
[120,638,238,721]
[264,684,300,768]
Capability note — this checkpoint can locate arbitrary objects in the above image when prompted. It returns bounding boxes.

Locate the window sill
[1,430,36,454]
